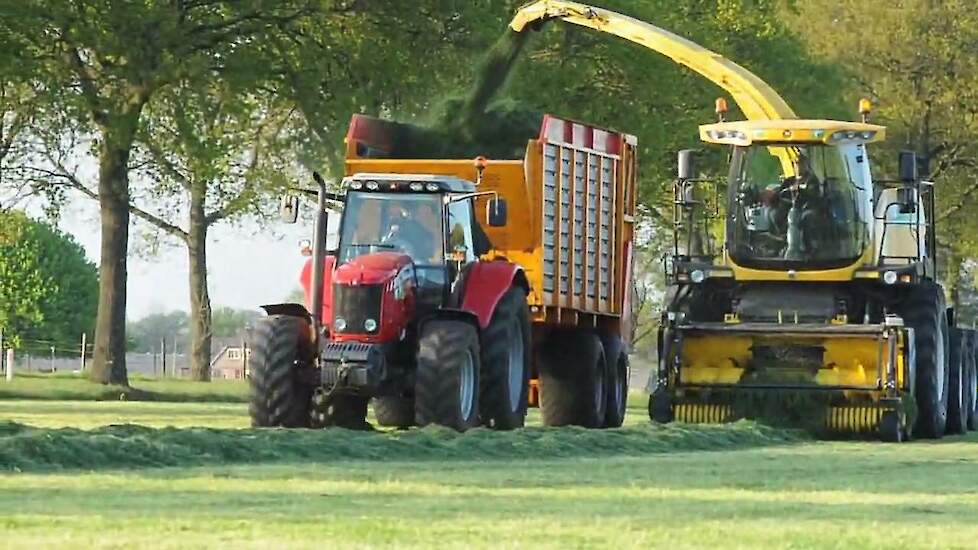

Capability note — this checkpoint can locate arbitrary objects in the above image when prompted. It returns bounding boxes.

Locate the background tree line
[2,0,976,383]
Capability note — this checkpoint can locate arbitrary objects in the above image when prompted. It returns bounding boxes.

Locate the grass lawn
[0,372,247,402]
[2,390,977,548]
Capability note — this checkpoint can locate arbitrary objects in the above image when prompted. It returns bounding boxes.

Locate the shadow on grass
[0,421,804,472]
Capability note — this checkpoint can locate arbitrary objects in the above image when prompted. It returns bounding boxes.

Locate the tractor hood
[333,252,414,286]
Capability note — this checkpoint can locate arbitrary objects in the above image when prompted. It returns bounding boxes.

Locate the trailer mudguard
[459,261,527,329]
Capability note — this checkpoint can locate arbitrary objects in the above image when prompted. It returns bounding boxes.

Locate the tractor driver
[381,200,438,262]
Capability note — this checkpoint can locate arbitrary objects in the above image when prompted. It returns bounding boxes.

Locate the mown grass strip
[0,420,803,472]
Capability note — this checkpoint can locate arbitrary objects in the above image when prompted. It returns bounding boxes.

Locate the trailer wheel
[966,333,978,431]
[315,392,370,430]
[899,283,949,439]
[249,315,314,428]
[539,330,606,428]
[479,287,531,430]
[879,410,904,443]
[947,329,967,435]
[600,336,629,428]
[415,320,481,431]
[373,396,415,428]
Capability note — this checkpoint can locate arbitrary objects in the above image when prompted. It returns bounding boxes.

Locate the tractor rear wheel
[539,330,607,428]
[374,396,415,428]
[249,315,314,428]
[600,335,629,428]
[479,287,531,430]
[947,329,968,435]
[415,320,481,431]
[899,283,949,439]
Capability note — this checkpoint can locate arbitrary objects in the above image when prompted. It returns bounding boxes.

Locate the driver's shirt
[392,218,436,262]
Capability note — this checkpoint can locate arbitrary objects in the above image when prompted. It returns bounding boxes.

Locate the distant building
[210,337,251,380]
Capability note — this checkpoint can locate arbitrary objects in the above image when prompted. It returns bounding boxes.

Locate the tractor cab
[334,173,496,322]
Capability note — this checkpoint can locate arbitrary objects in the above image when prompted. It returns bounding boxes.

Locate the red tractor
[250,172,530,430]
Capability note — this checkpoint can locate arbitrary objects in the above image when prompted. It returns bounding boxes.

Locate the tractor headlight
[883,270,898,285]
[334,317,348,332]
[409,182,424,192]
[349,181,363,190]
[425,183,440,192]
[364,318,378,332]
[365,180,380,191]
[690,269,706,284]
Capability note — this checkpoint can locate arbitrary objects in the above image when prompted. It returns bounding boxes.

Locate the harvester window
[728,144,871,270]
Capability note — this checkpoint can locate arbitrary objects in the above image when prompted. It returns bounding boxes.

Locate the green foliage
[0,211,97,352]
[126,311,188,354]
[785,0,978,287]
[210,307,260,339]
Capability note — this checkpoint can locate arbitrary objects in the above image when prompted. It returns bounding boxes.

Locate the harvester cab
[650,101,978,441]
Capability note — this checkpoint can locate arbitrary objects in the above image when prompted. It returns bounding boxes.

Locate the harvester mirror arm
[291,186,346,204]
[310,171,330,339]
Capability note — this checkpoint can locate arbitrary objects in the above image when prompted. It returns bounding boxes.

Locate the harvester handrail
[510,0,797,121]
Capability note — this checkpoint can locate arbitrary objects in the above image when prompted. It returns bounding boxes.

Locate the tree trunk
[89,139,132,386]
[188,188,212,381]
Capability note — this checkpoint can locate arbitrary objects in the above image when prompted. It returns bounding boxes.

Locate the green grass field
[1,379,977,548]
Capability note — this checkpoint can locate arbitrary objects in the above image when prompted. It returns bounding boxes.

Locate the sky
[56,198,321,320]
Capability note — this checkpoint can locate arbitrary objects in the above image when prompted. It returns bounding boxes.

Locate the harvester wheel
[415,320,481,431]
[316,393,370,430]
[539,330,607,428]
[373,396,415,428]
[479,287,531,430]
[249,315,314,428]
[879,411,904,443]
[600,335,629,428]
[899,283,949,439]
[966,333,978,431]
[947,329,967,435]
[648,387,673,424]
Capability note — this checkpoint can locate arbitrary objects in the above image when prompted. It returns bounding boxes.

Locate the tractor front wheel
[249,315,314,428]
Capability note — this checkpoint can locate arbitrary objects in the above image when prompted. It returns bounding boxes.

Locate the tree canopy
[0,210,98,353]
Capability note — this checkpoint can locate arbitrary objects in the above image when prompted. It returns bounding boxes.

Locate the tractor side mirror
[899,151,918,183]
[678,149,696,181]
[487,198,508,227]
[279,195,299,224]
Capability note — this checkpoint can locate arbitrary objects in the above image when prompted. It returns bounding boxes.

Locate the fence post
[5,349,12,382]
[80,333,87,372]
[161,338,167,377]
[0,327,4,376]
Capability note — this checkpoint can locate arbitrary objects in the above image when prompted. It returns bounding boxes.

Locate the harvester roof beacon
[510,0,976,441]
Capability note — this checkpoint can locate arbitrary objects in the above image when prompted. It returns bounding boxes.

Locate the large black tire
[947,328,967,435]
[314,393,370,430]
[415,320,481,431]
[373,396,415,428]
[898,283,949,439]
[539,330,607,428]
[966,333,978,431]
[249,315,314,428]
[600,335,629,428]
[479,287,531,430]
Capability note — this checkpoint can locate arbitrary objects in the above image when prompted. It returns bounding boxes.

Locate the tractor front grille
[332,284,382,334]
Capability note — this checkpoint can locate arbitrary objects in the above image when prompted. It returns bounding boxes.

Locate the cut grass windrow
[0,420,803,472]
